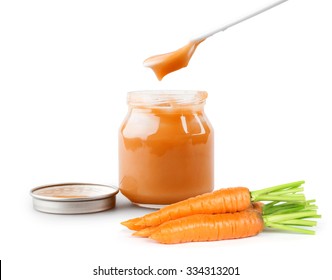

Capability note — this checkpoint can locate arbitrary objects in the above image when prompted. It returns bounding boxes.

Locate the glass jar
[119,90,214,208]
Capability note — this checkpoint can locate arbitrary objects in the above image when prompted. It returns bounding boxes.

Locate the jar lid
[30,183,119,214]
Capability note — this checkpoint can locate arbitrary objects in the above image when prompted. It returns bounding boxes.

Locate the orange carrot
[252,201,264,213]
[149,207,320,244]
[150,211,264,244]
[122,187,251,230]
[122,181,306,230]
[133,202,264,238]
[133,226,158,238]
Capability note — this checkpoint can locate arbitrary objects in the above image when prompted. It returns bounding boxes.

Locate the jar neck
[127,90,208,110]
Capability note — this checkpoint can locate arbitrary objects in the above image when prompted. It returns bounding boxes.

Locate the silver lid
[30,183,119,214]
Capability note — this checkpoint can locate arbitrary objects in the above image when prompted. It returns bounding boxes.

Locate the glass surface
[119,91,214,208]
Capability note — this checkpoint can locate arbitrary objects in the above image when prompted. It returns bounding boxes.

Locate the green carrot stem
[271,206,318,215]
[254,194,305,202]
[264,205,305,215]
[263,210,317,223]
[267,200,316,207]
[285,220,317,226]
[308,214,322,219]
[270,187,304,196]
[263,201,280,209]
[278,219,317,227]
[265,222,316,235]
[251,181,305,197]
[263,201,318,215]
[261,199,320,234]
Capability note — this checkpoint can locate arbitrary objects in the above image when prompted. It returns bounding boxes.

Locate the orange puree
[143,39,204,81]
[119,91,214,208]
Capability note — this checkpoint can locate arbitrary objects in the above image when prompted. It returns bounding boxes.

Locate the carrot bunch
[121,181,321,244]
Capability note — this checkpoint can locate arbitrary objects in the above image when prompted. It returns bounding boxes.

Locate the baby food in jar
[119,90,214,208]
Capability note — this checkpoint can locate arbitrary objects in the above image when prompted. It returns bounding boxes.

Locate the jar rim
[127,90,208,107]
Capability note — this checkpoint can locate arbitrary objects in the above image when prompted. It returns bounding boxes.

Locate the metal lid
[30,183,119,214]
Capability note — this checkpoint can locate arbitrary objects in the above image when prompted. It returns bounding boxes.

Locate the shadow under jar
[119,90,214,208]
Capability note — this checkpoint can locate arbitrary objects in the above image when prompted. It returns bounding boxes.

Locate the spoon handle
[194,0,289,41]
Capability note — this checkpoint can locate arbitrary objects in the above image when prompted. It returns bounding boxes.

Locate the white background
[1,0,331,279]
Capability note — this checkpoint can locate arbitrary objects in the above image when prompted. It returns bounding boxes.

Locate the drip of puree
[119,91,214,207]
[143,39,204,80]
